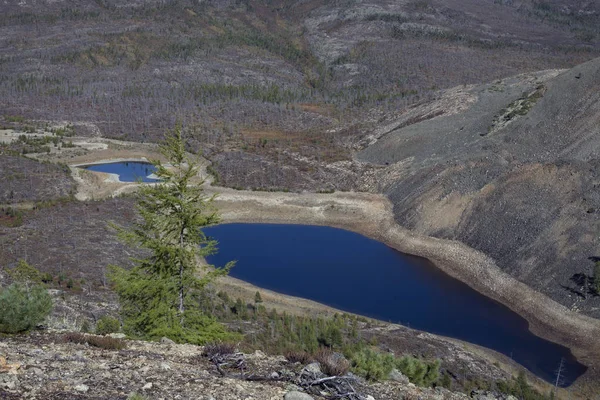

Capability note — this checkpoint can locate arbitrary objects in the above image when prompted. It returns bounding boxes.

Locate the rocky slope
[357,57,600,318]
[0,331,518,400]
[1,0,599,192]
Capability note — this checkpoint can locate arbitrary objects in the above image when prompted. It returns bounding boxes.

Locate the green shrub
[396,356,440,387]
[350,348,395,381]
[96,315,121,335]
[0,283,52,333]
[80,320,91,333]
[7,259,42,284]
[495,371,548,400]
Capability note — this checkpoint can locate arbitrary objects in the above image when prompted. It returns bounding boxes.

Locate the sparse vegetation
[0,283,52,333]
[349,347,396,381]
[62,332,126,350]
[314,348,351,376]
[95,315,120,335]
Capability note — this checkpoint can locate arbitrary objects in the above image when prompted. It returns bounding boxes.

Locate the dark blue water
[83,162,158,182]
[205,223,586,386]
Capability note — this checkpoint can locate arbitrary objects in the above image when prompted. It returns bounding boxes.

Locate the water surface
[83,161,158,182]
[205,223,586,386]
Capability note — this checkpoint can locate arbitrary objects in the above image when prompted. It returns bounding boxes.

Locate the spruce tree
[254,291,263,304]
[109,126,236,344]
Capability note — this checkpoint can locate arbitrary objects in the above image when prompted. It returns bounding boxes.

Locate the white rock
[160,362,171,371]
[108,333,126,339]
[74,384,89,393]
[284,391,314,400]
[235,384,246,392]
[3,381,16,390]
[388,368,409,384]
[160,337,175,345]
[303,363,321,375]
[143,382,153,390]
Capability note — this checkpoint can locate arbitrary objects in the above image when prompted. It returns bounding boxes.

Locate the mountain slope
[357,57,600,317]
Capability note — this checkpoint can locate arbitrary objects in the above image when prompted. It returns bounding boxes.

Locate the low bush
[96,315,120,335]
[314,348,350,376]
[0,283,52,333]
[202,342,237,358]
[63,332,126,350]
[396,356,440,387]
[285,350,313,364]
[349,347,395,381]
[348,347,440,386]
[495,371,550,400]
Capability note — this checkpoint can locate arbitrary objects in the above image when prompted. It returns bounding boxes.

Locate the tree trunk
[179,225,185,324]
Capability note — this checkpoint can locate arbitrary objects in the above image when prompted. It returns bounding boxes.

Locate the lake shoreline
[63,147,600,391]
[212,187,600,392]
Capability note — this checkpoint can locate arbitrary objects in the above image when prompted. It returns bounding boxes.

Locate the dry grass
[62,332,126,350]
[285,350,313,364]
[314,348,350,377]
[202,342,237,358]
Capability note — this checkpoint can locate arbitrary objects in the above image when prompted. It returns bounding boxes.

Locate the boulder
[388,368,409,384]
[284,391,314,400]
[303,362,322,375]
[160,337,175,345]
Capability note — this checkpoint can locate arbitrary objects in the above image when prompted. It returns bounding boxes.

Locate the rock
[472,390,498,400]
[142,382,153,390]
[74,384,89,393]
[107,333,126,339]
[253,349,266,359]
[160,362,171,371]
[160,337,175,345]
[270,371,280,379]
[303,362,321,375]
[366,396,376,400]
[284,391,314,400]
[388,368,409,384]
[235,384,246,392]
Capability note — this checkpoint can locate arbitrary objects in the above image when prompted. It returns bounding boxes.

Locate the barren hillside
[357,57,600,318]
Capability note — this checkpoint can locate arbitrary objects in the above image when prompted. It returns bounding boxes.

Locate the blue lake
[205,223,586,386]
[83,162,158,182]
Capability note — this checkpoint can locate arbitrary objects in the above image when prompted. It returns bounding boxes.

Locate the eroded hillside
[1,0,599,191]
[357,58,600,318]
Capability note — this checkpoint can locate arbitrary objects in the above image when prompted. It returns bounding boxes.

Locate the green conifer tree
[254,291,263,304]
[109,126,236,344]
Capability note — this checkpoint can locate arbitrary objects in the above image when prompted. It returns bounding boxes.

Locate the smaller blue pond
[83,162,158,182]
[205,223,587,386]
